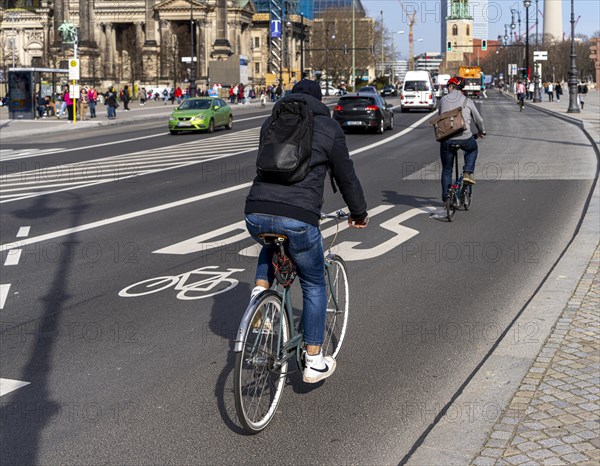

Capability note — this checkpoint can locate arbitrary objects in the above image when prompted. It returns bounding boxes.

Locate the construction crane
[397,1,417,70]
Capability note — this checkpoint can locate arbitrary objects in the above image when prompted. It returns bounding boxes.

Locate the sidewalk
[407,92,599,465]
[468,92,600,466]
[0,97,274,142]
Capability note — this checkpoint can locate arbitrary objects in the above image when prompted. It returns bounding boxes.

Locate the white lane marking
[155,205,395,256]
[0,182,252,253]
[0,114,268,161]
[0,378,31,397]
[333,207,437,261]
[4,249,22,266]
[0,115,431,251]
[16,226,31,237]
[0,283,11,309]
[349,112,435,156]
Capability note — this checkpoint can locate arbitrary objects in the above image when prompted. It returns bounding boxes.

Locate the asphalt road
[0,93,597,464]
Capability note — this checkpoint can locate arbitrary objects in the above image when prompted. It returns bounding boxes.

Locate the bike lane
[1,95,597,464]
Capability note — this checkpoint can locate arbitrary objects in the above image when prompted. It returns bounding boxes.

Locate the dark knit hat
[291,79,323,101]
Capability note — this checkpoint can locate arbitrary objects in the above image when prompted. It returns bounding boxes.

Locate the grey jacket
[438,90,485,140]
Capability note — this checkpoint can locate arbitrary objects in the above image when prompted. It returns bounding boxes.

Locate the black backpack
[256,99,314,185]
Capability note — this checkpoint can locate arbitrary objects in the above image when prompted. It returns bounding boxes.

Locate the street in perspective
[1,0,599,464]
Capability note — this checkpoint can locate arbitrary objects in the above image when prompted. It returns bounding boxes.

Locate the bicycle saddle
[258,233,288,245]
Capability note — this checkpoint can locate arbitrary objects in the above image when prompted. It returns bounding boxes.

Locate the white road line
[0,378,31,397]
[0,182,252,252]
[0,115,431,250]
[0,283,11,309]
[16,226,31,237]
[4,249,22,266]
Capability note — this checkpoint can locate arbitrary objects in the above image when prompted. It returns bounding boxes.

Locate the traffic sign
[533,51,548,61]
[68,58,80,80]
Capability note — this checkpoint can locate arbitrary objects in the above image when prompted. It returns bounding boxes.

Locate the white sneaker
[250,285,267,302]
[303,352,336,383]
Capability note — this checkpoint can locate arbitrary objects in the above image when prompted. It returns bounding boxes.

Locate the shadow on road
[0,192,88,464]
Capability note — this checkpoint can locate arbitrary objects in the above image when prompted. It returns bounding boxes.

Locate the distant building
[415,53,443,74]
[471,0,488,40]
[444,0,474,73]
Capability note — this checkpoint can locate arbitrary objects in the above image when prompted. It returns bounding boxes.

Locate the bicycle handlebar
[320,210,350,220]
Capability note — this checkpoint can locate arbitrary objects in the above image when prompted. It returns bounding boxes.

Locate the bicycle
[518,93,525,112]
[444,143,473,222]
[233,210,350,433]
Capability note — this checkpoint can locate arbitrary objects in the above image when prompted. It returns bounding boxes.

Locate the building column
[53,0,64,47]
[145,0,158,45]
[105,24,116,79]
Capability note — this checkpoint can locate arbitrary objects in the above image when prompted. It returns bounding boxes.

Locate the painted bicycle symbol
[119,266,244,300]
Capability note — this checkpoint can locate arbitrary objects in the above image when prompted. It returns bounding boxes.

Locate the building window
[466,25,470,36]
[452,25,458,36]
[255,62,260,74]
[254,37,260,48]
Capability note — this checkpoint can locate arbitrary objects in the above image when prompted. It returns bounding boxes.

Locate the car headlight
[169,115,177,121]
[191,115,204,122]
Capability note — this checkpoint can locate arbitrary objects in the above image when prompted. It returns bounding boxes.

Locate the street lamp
[413,38,423,71]
[567,0,580,113]
[189,0,196,97]
[524,0,530,83]
[300,13,305,79]
[324,22,335,96]
[391,31,405,86]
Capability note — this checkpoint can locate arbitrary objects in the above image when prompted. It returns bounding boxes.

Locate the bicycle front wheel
[462,186,472,210]
[323,255,349,359]
[234,292,290,434]
[445,196,456,222]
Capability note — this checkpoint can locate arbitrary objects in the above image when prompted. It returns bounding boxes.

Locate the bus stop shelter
[7,67,68,120]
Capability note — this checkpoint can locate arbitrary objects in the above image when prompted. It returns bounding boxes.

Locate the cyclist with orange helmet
[438,76,486,202]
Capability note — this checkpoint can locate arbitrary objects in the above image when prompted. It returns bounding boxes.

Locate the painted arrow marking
[0,378,31,397]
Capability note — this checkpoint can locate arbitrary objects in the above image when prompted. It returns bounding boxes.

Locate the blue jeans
[107,105,116,118]
[245,214,326,346]
[440,136,478,201]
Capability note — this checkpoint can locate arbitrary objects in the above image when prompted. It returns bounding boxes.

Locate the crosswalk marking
[0,148,67,162]
[0,128,260,203]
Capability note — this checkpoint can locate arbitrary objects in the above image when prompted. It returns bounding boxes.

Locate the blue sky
[362,0,600,58]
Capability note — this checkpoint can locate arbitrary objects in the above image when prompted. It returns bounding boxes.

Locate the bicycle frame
[448,146,471,207]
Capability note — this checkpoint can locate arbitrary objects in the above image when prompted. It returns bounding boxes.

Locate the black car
[381,85,398,97]
[333,94,394,134]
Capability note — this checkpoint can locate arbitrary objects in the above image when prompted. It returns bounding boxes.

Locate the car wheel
[207,119,215,133]
[169,130,178,135]
[376,118,384,134]
[225,115,233,130]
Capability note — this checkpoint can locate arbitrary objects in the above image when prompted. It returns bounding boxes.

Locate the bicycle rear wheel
[323,255,349,359]
[234,292,290,434]
[462,186,472,210]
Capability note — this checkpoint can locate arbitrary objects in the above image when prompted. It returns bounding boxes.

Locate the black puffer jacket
[245,93,367,226]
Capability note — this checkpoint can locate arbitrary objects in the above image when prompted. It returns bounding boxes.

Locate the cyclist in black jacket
[245,79,368,383]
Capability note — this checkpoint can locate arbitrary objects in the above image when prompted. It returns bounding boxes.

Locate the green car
[168,97,233,135]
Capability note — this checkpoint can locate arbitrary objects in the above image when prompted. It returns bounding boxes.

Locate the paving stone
[574,442,596,452]
[491,430,512,440]
[485,438,509,449]
[528,448,556,460]
[550,444,577,455]
[504,454,530,465]
[539,438,564,448]
[472,455,498,466]
[561,434,584,444]
[561,452,591,463]
[541,457,566,466]
[516,441,538,452]
[481,447,504,457]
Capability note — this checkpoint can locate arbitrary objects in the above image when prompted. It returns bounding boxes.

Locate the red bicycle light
[334,105,343,112]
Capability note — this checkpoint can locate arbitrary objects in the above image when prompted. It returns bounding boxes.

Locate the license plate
[346,121,363,126]
[178,121,192,127]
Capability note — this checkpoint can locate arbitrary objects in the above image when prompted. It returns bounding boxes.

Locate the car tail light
[400,94,404,99]
[334,105,343,112]
[428,94,433,100]
[365,105,379,111]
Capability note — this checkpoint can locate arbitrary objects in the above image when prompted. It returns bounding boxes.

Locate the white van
[433,74,451,98]
[400,71,436,112]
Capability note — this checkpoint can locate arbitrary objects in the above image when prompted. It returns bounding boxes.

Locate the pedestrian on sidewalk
[63,86,75,121]
[139,87,147,106]
[105,86,118,119]
[78,87,89,120]
[88,86,98,118]
[577,82,588,109]
[547,82,554,102]
[121,85,131,111]
[555,82,563,102]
